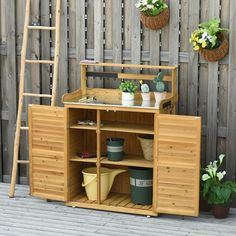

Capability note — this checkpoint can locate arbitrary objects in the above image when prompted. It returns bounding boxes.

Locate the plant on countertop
[135,0,169,30]
[201,154,236,218]
[119,80,139,94]
[140,80,151,101]
[153,72,165,92]
[190,18,229,61]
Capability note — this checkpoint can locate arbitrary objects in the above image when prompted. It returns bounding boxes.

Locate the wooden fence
[0,0,236,185]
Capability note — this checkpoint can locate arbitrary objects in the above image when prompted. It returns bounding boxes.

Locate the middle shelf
[70,155,153,168]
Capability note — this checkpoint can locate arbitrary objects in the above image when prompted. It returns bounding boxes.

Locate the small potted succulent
[153,72,166,107]
[119,80,138,105]
[140,80,151,101]
[135,0,169,30]
[201,154,236,219]
[189,18,229,62]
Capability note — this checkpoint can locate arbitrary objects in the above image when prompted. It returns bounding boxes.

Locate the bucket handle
[82,175,97,187]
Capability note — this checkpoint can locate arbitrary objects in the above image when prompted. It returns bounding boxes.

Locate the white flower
[142,0,148,6]
[219,154,225,165]
[135,2,142,8]
[147,4,154,9]
[202,174,211,181]
[152,0,158,3]
[217,171,226,181]
[202,32,208,39]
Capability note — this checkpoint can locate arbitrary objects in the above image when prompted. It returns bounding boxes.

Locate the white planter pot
[122,92,134,101]
[141,100,151,107]
[141,92,151,101]
[154,92,166,108]
[122,100,135,107]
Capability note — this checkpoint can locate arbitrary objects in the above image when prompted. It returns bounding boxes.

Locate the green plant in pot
[135,0,169,30]
[201,154,236,219]
[140,80,151,101]
[153,72,166,108]
[189,18,229,62]
[119,80,138,106]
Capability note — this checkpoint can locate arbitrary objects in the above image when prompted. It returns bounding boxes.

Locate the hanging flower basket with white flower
[135,0,169,30]
[201,154,236,219]
[190,18,229,62]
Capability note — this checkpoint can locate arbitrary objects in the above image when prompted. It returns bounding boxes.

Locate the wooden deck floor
[0,183,236,236]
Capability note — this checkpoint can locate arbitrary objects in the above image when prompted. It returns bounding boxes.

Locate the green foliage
[153,72,165,92]
[201,155,236,205]
[190,18,229,50]
[119,80,139,94]
[135,0,168,17]
[141,83,150,93]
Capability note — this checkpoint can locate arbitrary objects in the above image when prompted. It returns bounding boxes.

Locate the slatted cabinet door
[28,105,67,201]
[155,114,201,216]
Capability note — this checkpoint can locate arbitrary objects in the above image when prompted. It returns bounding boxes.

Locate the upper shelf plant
[136,0,169,30]
[190,18,229,62]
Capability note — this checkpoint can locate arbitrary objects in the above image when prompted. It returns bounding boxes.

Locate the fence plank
[3,0,17,180]
[94,0,104,88]
[206,0,220,163]
[226,0,236,180]
[76,0,86,89]
[187,0,199,115]
[41,0,51,105]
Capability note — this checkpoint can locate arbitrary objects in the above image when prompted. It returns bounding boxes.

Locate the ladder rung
[28,26,56,31]
[17,160,29,164]
[25,60,55,64]
[23,93,52,98]
[20,127,29,131]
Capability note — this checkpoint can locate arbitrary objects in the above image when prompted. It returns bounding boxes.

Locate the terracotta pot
[199,33,229,62]
[140,8,170,30]
[212,204,230,219]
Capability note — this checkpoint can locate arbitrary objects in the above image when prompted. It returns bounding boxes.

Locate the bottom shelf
[66,192,156,216]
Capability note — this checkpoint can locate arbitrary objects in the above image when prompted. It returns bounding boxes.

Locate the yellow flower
[195,37,199,42]
[139,80,143,85]
[202,41,207,48]
[193,42,197,46]
[193,45,200,51]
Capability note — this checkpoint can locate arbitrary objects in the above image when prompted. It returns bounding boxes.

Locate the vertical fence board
[226,0,236,180]
[187,0,199,115]
[206,0,220,163]
[76,0,86,89]
[41,0,51,105]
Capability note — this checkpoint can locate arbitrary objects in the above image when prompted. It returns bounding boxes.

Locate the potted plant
[119,80,139,102]
[140,80,151,101]
[201,154,236,219]
[135,0,169,30]
[153,72,166,108]
[189,18,229,62]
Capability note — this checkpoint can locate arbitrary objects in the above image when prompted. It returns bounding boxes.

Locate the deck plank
[0,183,236,236]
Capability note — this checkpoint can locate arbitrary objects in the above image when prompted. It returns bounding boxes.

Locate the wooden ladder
[9,0,61,197]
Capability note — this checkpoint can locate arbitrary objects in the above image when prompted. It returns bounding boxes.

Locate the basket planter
[138,135,153,161]
[140,8,169,30]
[199,33,229,62]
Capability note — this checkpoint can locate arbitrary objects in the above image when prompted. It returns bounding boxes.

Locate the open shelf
[70,156,98,163]
[70,124,97,130]
[101,121,154,134]
[67,191,155,216]
[101,155,153,168]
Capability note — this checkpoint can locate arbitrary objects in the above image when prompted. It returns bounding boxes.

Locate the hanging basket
[199,33,229,62]
[140,8,170,30]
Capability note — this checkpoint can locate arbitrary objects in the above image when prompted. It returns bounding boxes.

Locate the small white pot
[141,92,151,101]
[154,92,166,108]
[122,100,135,107]
[141,100,151,107]
[122,92,134,101]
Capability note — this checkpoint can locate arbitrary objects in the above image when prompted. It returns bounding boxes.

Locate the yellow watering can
[82,167,126,201]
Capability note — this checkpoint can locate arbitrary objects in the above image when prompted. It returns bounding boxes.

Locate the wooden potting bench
[28,63,201,217]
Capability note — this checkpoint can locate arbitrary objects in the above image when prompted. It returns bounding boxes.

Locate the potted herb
[190,18,229,62]
[140,80,151,101]
[119,80,139,102]
[153,72,166,107]
[135,0,169,30]
[201,154,236,219]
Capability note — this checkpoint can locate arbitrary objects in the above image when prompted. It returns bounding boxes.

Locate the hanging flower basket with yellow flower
[135,0,169,30]
[190,18,229,62]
